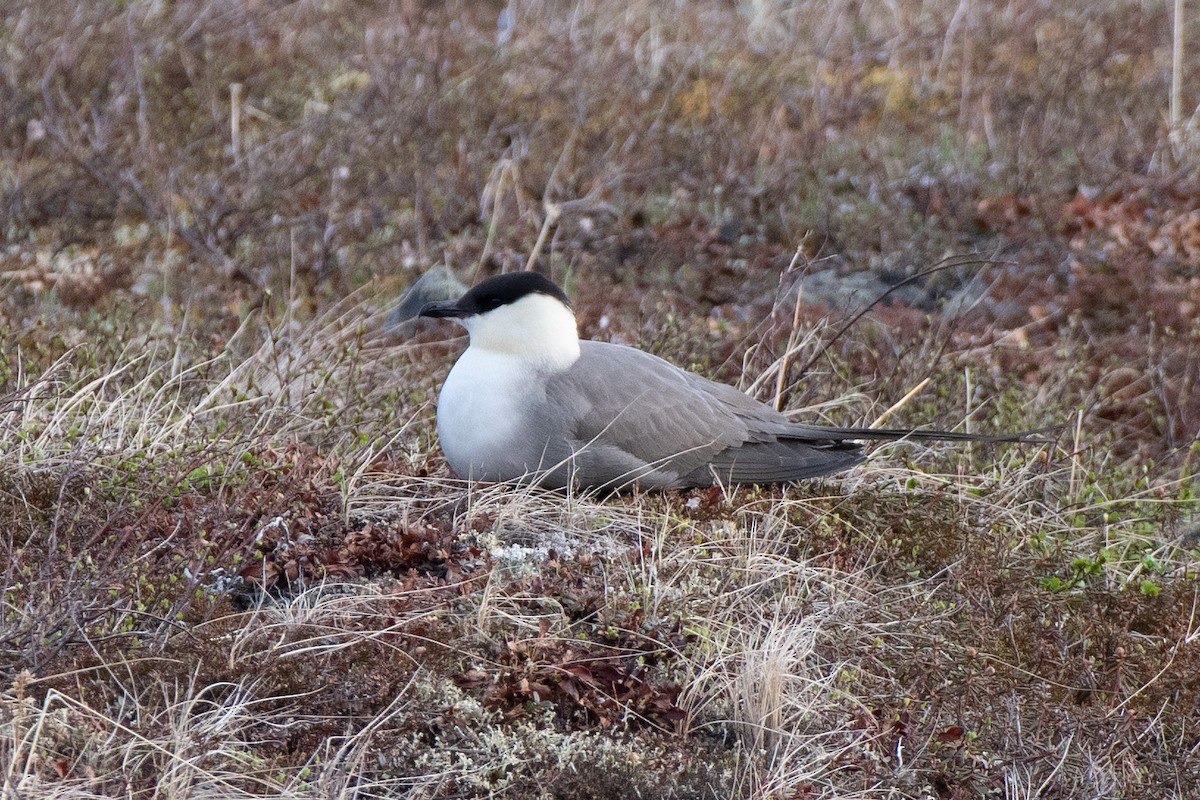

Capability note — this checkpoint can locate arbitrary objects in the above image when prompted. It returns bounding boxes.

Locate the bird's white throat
[459,292,581,370]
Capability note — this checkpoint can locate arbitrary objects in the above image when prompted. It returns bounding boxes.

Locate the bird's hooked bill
[419,300,467,319]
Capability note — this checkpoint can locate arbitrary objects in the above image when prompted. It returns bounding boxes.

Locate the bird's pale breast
[436,347,548,481]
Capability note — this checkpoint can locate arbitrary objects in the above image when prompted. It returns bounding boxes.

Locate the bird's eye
[476,294,503,312]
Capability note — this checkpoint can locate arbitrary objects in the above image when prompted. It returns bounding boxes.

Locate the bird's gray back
[543,341,863,490]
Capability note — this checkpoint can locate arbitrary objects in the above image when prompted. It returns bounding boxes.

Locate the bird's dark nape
[417,272,569,319]
[457,272,570,315]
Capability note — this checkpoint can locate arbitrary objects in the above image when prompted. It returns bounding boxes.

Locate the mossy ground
[2,1,1199,798]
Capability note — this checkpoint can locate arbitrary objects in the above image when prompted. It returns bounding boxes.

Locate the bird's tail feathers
[785,424,1058,444]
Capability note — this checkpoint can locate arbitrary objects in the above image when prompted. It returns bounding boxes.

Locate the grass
[2,0,1200,797]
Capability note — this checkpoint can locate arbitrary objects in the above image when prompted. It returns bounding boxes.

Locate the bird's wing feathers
[546,342,748,486]
[548,342,865,488]
[543,341,1038,490]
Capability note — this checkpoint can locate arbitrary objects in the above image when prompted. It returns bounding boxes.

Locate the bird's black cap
[419,271,570,319]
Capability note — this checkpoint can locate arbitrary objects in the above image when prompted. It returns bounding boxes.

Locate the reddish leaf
[936,725,965,743]
[452,670,490,689]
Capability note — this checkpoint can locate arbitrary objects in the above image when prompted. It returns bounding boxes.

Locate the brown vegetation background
[1,1,1199,798]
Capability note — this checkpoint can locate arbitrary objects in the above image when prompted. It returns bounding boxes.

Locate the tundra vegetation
[1,1,1198,798]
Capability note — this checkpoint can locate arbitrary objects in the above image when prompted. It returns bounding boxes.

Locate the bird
[420,272,1036,492]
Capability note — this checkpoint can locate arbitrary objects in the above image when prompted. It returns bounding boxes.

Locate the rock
[385,265,468,336]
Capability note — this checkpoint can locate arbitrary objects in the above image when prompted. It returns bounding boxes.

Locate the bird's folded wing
[553,342,871,486]
[548,342,758,483]
[547,341,1039,489]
